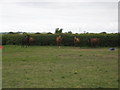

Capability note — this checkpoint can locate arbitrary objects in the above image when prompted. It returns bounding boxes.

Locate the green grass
[2,45,118,88]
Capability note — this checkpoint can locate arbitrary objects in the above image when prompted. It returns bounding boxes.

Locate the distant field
[2,45,118,88]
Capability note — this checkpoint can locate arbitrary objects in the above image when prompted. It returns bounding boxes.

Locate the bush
[2,33,118,47]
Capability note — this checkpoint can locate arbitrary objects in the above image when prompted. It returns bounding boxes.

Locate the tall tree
[55,28,63,34]
[68,31,72,34]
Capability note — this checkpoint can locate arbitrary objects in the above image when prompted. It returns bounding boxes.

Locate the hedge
[2,33,118,47]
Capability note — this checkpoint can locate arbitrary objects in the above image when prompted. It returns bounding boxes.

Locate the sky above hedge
[0,0,118,33]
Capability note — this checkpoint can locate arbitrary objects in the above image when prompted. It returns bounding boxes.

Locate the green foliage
[2,33,118,47]
[55,28,63,34]
[68,31,72,34]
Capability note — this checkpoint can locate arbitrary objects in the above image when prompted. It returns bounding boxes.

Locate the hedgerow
[2,33,118,47]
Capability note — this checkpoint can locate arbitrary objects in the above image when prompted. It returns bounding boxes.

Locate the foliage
[2,33,118,47]
[55,28,63,34]
[68,31,72,34]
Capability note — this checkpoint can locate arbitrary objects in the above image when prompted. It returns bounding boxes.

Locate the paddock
[2,45,118,88]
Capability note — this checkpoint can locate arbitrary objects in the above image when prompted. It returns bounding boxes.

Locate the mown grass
[2,45,118,88]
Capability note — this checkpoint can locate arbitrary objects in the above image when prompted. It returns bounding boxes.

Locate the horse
[56,35,62,48]
[29,37,34,45]
[88,38,100,47]
[74,36,80,47]
[21,35,34,47]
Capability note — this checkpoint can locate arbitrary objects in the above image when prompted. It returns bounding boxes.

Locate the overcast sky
[0,0,118,33]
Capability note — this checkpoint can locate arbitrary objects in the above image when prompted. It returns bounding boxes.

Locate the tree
[59,28,63,33]
[8,32,15,34]
[68,31,72,34]
[47,32,53,34]
[35,32,41,34]
[55,28,63,34]
[100,32,107,34]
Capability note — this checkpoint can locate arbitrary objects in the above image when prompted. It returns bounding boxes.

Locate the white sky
[0,0,119,33]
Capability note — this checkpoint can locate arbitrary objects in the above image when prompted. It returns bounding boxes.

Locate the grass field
[2,45,118,88]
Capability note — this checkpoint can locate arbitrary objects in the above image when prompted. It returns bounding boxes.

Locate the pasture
[2,45,118,88]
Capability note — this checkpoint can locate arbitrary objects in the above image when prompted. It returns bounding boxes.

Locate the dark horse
[74,36,80,47]
[21,35,34,47]
[56,35,62,48]
[88,38,100,47]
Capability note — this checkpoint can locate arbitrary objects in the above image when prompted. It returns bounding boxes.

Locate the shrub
[2,33,118,47]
